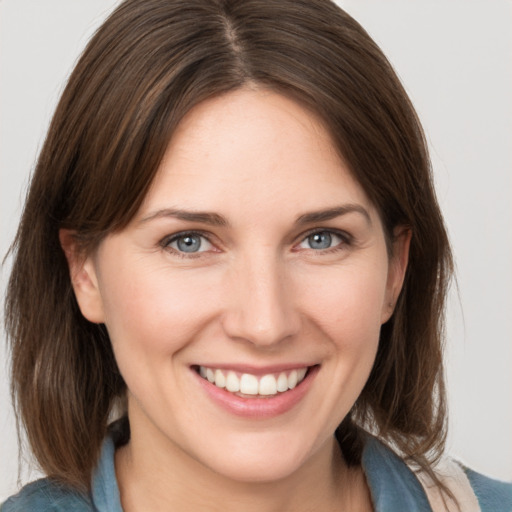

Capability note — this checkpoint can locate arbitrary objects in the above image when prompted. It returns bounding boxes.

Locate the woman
[2,0,511,510]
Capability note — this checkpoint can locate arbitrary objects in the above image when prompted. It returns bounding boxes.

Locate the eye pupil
[308,232,332,250]
[177,235,201,252]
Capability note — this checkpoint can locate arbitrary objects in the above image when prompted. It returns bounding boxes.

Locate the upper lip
[192,363,317,376]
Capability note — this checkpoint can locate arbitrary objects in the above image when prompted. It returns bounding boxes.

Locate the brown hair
[5,0,453,494]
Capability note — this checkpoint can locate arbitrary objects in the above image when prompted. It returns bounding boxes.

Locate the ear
[59,229,105,323]
[381,226,412,324]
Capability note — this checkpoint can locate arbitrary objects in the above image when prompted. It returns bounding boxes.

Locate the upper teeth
[199,366,308,396]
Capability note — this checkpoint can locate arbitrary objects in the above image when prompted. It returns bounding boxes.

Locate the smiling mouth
[194,365,312,397]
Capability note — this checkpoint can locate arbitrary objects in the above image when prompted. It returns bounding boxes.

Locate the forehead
[137,88,376,224]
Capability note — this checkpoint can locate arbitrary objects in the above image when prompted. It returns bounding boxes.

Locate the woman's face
[71,88,408,483]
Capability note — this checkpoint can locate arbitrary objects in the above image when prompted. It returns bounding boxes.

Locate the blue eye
[165,232,213,254]
[298,230,346,251]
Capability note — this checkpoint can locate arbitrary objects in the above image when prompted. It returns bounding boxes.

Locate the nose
[221,251,301,348]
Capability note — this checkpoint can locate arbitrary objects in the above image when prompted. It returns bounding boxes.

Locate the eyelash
[160,228,352,259]
[296,228,352,255]
[160,230,215,259]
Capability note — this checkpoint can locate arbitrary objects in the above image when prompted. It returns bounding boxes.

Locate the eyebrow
[139,204,372,228]
[140,208,229,227]
[295,204,372,227]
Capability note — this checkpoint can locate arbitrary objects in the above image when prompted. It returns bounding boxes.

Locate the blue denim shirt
[2,435,511,511]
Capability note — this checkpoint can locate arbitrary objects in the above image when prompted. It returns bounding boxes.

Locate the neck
[115,422,370,512]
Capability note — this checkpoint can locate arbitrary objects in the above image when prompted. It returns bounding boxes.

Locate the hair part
[5,0,453,499]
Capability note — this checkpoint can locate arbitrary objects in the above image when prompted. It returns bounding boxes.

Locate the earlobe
[59,229,105,324]
[381,227,412,323]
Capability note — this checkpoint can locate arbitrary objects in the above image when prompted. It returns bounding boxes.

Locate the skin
[63,88,410,512]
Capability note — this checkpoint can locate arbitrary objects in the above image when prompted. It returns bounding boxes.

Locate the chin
[185,427,323,484]
[206,451,307,484]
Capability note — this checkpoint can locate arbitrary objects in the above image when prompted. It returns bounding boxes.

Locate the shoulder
[415,456,512,512]
[1,479,93,512]
[464,466,512,511]
[361,434,512,511]
[1,433,122,512]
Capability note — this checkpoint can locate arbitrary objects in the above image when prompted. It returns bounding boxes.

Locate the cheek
[97,264,220,409]
[99,262,219,357]
[297,260,389,344]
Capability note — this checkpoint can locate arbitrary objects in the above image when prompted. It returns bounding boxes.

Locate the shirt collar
[91,436,123,512]
[362,435,431,511]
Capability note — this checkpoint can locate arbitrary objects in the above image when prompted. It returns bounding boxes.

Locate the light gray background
[1,0,511,501]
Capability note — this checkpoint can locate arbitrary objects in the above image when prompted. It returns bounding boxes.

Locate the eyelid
[296,227,352,244]
[160,230,217,256]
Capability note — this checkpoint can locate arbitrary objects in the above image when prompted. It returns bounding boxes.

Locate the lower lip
[193,366,319,419]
